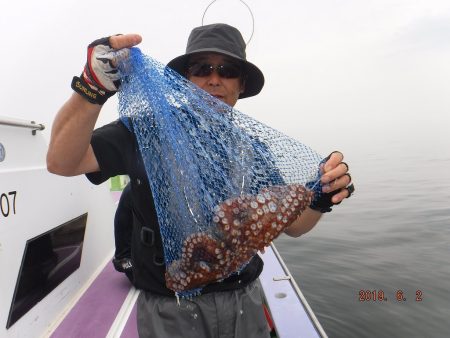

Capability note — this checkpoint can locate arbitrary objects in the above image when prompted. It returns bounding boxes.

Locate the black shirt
[86,119,263,296]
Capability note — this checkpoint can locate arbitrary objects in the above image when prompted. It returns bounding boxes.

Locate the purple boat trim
[51,262,134,338]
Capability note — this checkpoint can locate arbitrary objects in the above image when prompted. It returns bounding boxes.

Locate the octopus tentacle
[165,184,313,292]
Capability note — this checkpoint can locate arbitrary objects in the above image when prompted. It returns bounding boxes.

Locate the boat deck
[49,246,325,338]
[51,262,139,338]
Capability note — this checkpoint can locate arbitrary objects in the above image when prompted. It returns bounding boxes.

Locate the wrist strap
[71,75,112,105]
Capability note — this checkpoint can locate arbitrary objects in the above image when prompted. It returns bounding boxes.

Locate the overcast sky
[1,0,449,157]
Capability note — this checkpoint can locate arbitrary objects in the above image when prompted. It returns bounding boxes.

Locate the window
[6,213,88,329]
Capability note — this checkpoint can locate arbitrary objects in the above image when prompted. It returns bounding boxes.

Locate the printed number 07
[0,191,17,217]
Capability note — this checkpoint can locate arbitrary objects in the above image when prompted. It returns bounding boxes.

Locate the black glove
[71,36,125,105]
[307,152,355,213]
[309,189,340,213]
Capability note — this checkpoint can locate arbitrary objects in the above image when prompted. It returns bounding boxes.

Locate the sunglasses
[187,62,242,79]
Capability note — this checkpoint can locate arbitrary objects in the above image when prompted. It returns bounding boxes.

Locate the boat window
[6,213,88,329]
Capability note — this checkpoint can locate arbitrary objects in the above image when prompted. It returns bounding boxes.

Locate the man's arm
[46,34,142,177]
[283,207,322,237]
[284,151,353,237]
[47,93,101,176]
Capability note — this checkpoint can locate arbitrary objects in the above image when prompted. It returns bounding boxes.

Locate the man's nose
[207,71,222,86]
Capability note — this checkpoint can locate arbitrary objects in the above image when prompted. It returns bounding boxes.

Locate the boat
[0,116,327,337]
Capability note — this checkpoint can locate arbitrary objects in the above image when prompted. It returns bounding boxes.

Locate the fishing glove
[309,188,340,213]
[308,152,344,213]
[71,36,127,105]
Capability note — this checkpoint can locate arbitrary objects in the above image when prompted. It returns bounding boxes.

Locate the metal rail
[0,116,45,135]
[270,243,329,338]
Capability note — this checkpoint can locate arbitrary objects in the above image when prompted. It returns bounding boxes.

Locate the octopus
[165,184,313,292]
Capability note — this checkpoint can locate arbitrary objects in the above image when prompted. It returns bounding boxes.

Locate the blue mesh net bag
[118,48,324,297]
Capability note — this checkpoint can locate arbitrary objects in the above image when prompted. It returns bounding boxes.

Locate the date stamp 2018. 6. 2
[358,289,423,302]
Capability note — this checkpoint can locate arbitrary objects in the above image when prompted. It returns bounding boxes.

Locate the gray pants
[137,279,271,338]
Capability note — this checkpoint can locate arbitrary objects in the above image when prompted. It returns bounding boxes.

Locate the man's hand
[320,151,353,204]
[109,34,142,52]
[308,151,354,213]
[72,34,142,105]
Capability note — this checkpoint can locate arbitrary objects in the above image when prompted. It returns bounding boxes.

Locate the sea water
[276,122,450,338]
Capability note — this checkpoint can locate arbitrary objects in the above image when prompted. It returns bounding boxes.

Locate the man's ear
[240,77,246,93]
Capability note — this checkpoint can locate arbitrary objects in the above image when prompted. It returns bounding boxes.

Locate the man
[47,23,354,338]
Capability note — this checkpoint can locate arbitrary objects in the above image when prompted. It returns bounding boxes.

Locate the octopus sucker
[268,201,277,212]
[256,194,266,204]
[165,184,313,293]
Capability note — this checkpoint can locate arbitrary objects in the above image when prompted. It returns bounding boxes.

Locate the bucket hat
[167,23,264,99]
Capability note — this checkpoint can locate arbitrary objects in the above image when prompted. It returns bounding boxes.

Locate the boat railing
[0,116,45,135]
[270,243,328,338]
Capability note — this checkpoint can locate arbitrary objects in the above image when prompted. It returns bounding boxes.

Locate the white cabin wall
[0,125,116,336]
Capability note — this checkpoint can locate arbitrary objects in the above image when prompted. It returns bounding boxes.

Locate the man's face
[186,53,245,107]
